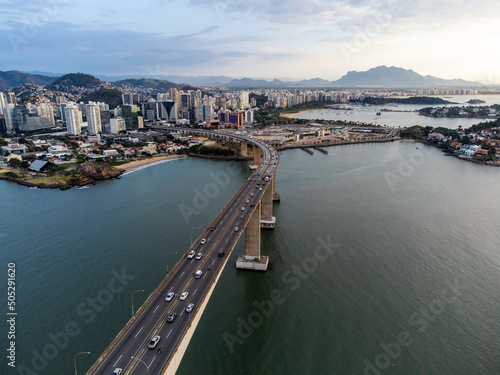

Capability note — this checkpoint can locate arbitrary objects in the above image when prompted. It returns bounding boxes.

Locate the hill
[113,78,181,91]
[334,66,481,88]
[48,73,102,89]
[0,70,56,90]
[80,88,122,108]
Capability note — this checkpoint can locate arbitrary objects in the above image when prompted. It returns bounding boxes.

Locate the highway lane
[89,132,278,375]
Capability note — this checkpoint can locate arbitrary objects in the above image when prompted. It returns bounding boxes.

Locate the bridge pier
[236,201,269,271]
[261,177,276,229]
[241,142,248,157]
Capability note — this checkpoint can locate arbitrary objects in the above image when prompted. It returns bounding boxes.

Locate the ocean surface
[1,142,500,375]
[296,94,500,129]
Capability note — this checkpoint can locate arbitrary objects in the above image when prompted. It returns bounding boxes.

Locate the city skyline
[1,0,500,84]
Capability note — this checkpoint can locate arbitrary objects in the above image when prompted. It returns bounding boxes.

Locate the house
[28,160,49,172]
[2,143,28,155]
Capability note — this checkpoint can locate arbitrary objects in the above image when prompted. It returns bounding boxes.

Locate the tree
[8,158,21,168]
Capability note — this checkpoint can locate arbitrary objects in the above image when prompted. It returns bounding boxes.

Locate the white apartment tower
[86,102,102,135]
[65,104,81,135]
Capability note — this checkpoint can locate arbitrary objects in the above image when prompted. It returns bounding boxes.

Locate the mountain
[334,66,481,88]
[47,73,102,89]
[113,78,182,91]
[0,70,57,90]
[80,88,122,109]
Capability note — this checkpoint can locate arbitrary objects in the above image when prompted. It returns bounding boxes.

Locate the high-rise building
[35,104,55,125]
[157,101,177,122]
[240,91,249,108]
[169,88,180,116]
[110,117,125,134]
[65,104,81,135]
[0,92,7,115]
[7,92,16,105]
[195,104,214,122]
[3,104,15,132]
[86,102,102,135]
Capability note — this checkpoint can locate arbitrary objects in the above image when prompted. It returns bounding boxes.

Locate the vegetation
[1,171,18,178]
[188,145,236,157]
[358,96,455,106]
[80,88,123,108]
[49,73,102,89]
[419,104,499,118]
[114,78,180,91]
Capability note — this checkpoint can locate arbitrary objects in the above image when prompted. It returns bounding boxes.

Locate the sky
[1,0,500,83]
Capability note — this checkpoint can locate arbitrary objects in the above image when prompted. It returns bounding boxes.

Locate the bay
[1,142,499,375]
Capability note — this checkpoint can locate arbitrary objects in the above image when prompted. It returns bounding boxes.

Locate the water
[1,144,500,375]
[295,94,500,129]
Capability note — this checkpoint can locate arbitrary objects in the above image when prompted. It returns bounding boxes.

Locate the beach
[117,154,187,171]
[281,109,316,119]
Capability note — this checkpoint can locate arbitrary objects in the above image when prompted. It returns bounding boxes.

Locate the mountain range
[0,66,486,90]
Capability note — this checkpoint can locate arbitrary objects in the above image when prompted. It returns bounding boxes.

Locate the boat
[376,112,381,116]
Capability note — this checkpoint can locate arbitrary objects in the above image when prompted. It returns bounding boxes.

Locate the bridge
[86,129,279,375]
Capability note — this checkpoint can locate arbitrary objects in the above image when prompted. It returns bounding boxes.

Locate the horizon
[1,1,499,84]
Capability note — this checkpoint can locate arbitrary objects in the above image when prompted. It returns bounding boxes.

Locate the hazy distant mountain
[334,66,481,88]
[0,70,56,90]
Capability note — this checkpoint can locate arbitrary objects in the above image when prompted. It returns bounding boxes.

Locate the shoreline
[116,154,187,172]
[281,109,319,119]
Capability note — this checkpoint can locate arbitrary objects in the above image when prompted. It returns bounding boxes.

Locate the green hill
[114,78,182,91]
[80,88,122,109]
[49,73,102,89]
[0,70,56,90]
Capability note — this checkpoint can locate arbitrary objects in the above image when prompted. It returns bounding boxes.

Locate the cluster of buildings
[428,129,500,159]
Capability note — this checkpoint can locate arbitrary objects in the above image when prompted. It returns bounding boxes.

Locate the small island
[467,99,486,104]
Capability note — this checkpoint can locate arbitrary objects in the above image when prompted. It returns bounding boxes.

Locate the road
[88,131,279,375]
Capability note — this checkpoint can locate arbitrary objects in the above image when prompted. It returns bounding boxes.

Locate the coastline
[116,154,187,172]
[281,109,318,119]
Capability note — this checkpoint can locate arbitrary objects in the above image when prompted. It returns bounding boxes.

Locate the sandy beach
[281,109,317,119]
[117,154,187,171]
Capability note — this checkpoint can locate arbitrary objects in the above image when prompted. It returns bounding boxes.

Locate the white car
[180,292,189,300]
[185,303,194,313]
[165,292,174,301]
[241,207,245,211]
[188,251,195,259]
[112,369,122,375]
[200,238,206,244]
[195,252,203,260]
[148,335,160,349]
[195,270,203,278]
[234,226,239,232]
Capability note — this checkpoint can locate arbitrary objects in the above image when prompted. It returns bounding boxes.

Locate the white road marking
[194,288,198,295]
[153,305,160,314]
[167,329,173,338]
[180,310,184,316]
[180,271,185,278]
[113,354,123,367]
[211,259,215,265]
[134,327,144,338]
[149,356,156,367]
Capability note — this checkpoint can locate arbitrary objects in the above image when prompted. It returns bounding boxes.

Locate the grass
[108,160,131,167]
[25,174,69,184]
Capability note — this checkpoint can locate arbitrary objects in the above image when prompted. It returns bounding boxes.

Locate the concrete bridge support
[236,201,269,271]
[241,142,248,157]
[261,178,276,229]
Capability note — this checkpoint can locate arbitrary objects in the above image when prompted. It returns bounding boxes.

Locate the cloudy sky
[1,0,499,83]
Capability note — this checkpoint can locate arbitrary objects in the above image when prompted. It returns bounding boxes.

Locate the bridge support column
[271,172,280,201]
[241,142,248,157]
[261,179,276,229]
[236,202,269,271]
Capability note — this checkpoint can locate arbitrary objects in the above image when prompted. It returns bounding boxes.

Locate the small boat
[376,112,381,116]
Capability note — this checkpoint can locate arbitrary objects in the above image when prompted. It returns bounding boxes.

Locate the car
[250,203,255,207]
[256,185,259,189]
[112,369,122,375]
[234,226,239,232]
[200,238,206,244]
[185,303,194,313]
[259,187,263,191]
[195,252,203,260]
[187,251,195,259]
[195,270,203,279]
[250,193,254,197]
[165,292,174,302]
[167,312,177,322]
[241,207,245,211]
[148,335,161,349]
[218,251,225,258]
[246,200,250,204]
[210,226,216,231]
[180,292,189,300]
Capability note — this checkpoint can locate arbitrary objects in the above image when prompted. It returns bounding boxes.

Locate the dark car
[218,251,225,258]
[167,312,177,323]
